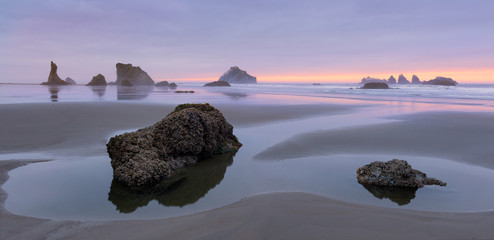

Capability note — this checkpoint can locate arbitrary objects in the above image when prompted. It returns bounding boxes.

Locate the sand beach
[1,85,494,239]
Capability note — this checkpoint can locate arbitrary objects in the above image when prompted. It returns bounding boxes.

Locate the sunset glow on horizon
[158,68,494,84]
[1,1,493,84]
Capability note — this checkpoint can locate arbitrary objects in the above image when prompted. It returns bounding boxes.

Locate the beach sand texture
[1,101,494,239]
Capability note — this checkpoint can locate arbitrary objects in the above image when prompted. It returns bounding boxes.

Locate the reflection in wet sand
[89,86,106,98]
[47,85,62,102]
[117,86,154,100]
[361,185,417,206]
[222,92,248,100]
[108,152,234,213]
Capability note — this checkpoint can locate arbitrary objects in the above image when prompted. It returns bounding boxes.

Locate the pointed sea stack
[116,63,154,86]
[387,76,397,84]
[41,61,69,85]
[218,66,257,84]
[86,74,107,86]
[411,75,421,84]
[397,74,410,84]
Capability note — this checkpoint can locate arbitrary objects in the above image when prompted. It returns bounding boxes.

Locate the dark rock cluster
[423,77,458,86]
[361,82,389,89]
[356,159,446,188]
[204,80,231,87]
[107,103,242,187]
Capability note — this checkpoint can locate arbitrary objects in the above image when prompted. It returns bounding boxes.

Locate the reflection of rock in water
[362,185,417,206]
[222,92,248,100]
[47,85,61,102]
[117,86,153,100]
[89,86,106,98]
[108,152,234,213]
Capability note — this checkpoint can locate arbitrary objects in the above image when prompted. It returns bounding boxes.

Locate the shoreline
[2,101,494,239]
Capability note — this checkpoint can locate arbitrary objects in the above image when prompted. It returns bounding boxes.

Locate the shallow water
[2,83,494,220]
[4,110,494,220]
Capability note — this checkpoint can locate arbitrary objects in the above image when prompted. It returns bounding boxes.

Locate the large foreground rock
[361,82,389,89]
[423,77,458,86]
[41,61,69,85]
[116,63,155,86]
[356,159,446,188]
[86,74,107,86]
[219,66,257,84]
[107,103,242,187]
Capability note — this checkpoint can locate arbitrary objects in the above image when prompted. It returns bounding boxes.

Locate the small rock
[356,159,446,188]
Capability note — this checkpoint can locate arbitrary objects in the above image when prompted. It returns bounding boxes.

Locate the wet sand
[255,111,494,169]
[1,102,494,239]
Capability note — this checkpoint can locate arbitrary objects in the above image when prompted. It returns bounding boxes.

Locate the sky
[1,0,493,83]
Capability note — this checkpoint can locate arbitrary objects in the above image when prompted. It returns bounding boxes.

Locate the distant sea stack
[204,80,231,87]
[361,76,386,84]
[65,77,76,85]
[423,77,458,86]
[41,61,69,85]
[155,81,170,87]
[411,75,421,84]
[116,63,154,86]
[86,74,107,86]
[218,66,257,84]
[387,76,397,84]
[397,74,410,84]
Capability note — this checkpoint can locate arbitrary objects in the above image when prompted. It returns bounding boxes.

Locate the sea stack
[218,66,257,84]
[361,76,387,84]
[41,61,69,85]
[155,81,170,87]
[106,103,242,187]
[411,75,421,84]
[423,77,458,86]
[86,74,107,86]
[397,74,410,84]
[387,76,397,84]
[65,77,76,85]
[115,63,155,86]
